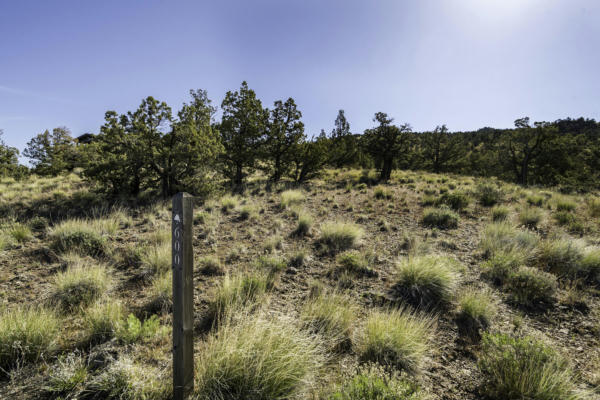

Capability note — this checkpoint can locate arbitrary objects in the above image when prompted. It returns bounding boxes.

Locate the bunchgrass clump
[526,194,544,207]
[555,197,577,212]
[479,221,539,259]
[421,207,458,229]
[478,333,587,400]
[194,312,324,400]
[506,267,557,308]
[456,288,497,340]
[238,204,257,221]
[0,305,60,373]
[356,308,434,373]
[580,249,600,285]
[585,196,600,218]
[294,212,313,237]
[437,191,470,211]
[141,242,170,275]
[8,222,32,243]
[328,365,424,400]
[220,195,239,213]
[553,211,576,226]
[491,206,510,221]
[46,352,89,395]
[205,273,270,327]
[536,238,584,279]
[263,235,283,253]
[476,184,503,207]
[83,299,124,342]
[51,261,112,311]
[300,291,358,351]
[319,221,364,254]
[393,256,460,309]
[148,271,172,311]
[199,256,224,276]
[87,356,170,400]
[481,250,525,285]
[373,186,393,200]
[49,219,107,257]
[518,207,543,229]
[335,251,376,277]
[280,189,305,209]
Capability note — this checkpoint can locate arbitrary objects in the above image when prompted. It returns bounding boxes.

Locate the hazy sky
[1,0,599,154]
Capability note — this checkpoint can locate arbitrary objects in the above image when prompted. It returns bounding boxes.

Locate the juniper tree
[420,124,463,173]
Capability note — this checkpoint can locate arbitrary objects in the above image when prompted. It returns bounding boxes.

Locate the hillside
[0,169,599,399]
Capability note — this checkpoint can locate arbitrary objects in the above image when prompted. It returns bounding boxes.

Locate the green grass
[456,288,497,340]
[356,308,434,373]
[553,210,576,226]
[481,250,525,285]
[49,219,108,257]
[205,272,270,327]
[555,197,577,212]
[149,271,172,310]
[319,221,364,254]
[585,196,600,218]
[536,238,585,279]
[491,206,510,221]
[294,212,313,237]
[437,191,470,211]
[7,222,32,243]
[300,291,358,351]
[478,333,588,400]
[83,299,124,342]
[220,195,239,213]
[238,204,257,221]
[506,267,557,307]
[0,305,60,373]
[280,189,305,208]
[392,255,460,309]
[421,207,458,229]
[476,184,503,207]
[328,365,423,400]
[141,242,170,275]
[194,313,324,400]
[374,185,393,200]
[526,194,545,207]
[479,221,539,259]
[87,356,170,400]
[335,251,376,277]
[580,249,600,285]
[518,207,543,229]
[51,261,112,311]
[199,255,224,275]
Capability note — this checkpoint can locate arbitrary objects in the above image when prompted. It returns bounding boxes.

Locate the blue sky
[1,0,599,157]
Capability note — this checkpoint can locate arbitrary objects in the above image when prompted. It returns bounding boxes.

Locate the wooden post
[172,192,194,399]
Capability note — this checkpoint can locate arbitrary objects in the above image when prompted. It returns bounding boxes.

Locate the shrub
[506,267,557,307]
[334,251,375,277]
[83,299,124,342]
[356,309,434,373]
[280,189,305,209]
[478,333,586,400]
[116,314,166,344]
[421,207,458,229]
[526,195,544,207]
[300,292,358,351]
[537,238,584,278]
[328,365,423,400]
[374,186,393,200]
[437,192,470,211]
[518,207,543,229]
[476,184,503,207]
[51,262,112,311]
[392,256,460,309]
[481,250,524,285]
[205,273,269,327]
[456,288,497,340]
[199,256,224,275]
[194,313,324,400]
[49,220,107,257]
[479,222,539,259]
[491,206,510,221]
[0,306,59,373]
[319,222,364,254]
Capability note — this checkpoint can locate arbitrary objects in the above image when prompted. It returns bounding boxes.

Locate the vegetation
[356,309,434,373]
[51,260,112,310]
[319,221,364,253]
[421,206,459,229]
[456,288,497,340]
[478,333,587,400]
[392,256,460,309]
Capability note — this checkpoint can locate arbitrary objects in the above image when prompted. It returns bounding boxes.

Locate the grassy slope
[0,169,599,399]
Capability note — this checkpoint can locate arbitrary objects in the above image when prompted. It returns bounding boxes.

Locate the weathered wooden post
[172,192,194,399]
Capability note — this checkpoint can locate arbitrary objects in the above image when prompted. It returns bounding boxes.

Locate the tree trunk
[380,157,393,181]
